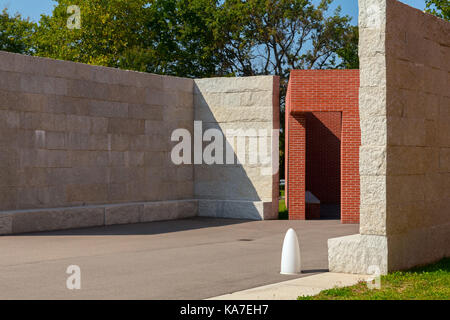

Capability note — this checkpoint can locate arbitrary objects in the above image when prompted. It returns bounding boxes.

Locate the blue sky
[1,0,426,24]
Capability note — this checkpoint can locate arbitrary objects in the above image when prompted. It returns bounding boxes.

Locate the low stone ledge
[10,207,105,234]
[0,199,198,235]
[105,204,143,226]
[141,200,198,222]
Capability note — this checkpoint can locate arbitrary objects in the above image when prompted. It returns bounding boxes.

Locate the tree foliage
[0,9,36,54]
[31,0,357,78]
[220,0,356,78]
[425,0,450,21]
[34,0,223,78]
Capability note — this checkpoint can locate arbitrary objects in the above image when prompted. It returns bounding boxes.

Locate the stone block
[46,131,66,150]
[360,56,386,88]
[196,104,273,123]
[88,134,109,151]
[20,74,67,96]
[145,89,165,106]
[66,115,92,133]
[107,118,145,135]
[105,203,143,225]
[360,86,386,117]
[141,200,197,222]
[440,148,450,173]
[360,175,386,206]
[66,132,90,150]
[0,89,19,110]
[0,214,12,235]
[360,116,387,146]
[0,71,22,91]
[128,104,164,120]
[387,117,426,146]
[19,112,42,130]
[328,234,388,275]
[359,28,386,58]
[40,113,67,132]
[386,174,425,204]
[110,134,130,152]
[90,117,109,134]
[194,76,274,94]
[66,184,108,203]
[11,207,104,234]
[198,199,264,220]
[360,204,387,236]
[0,187,17,211]
[163,76,193,93]
[386,146,426,175]
[359,0,386,30]
[360,146,386,176]
[107,183,128,201]
[89,100,128,118]
[144,120,167,136]
[0,51,18,72]
[17,168,48,187]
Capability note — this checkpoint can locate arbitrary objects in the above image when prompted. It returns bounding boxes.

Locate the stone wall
[328,0,450,274]
[194,77,280,220]
[0,51,196,234]
[0,51,279,234]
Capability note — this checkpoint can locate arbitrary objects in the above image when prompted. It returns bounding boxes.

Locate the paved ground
[0,217,358,299]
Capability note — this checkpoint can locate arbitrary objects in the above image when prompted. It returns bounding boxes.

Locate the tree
[218,0,355,77]
[217,0,356,177]
[335,25,359,69]
[34,0,224,77]
[33,0,357,78]
[0,9,36,54]
[425,0,450,21]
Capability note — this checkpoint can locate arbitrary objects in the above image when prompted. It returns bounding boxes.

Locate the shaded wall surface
[194,77,280,220]
[286,70,360,223]
[328,0,450,274]
[0,51,279,234]
[305,112,342,205]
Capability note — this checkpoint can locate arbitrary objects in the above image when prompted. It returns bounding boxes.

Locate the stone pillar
[328,0,450,274]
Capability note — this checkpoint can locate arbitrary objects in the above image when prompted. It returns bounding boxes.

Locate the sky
[0,0,427,24]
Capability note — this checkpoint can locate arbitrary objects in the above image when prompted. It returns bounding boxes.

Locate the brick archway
[285,70,360,224]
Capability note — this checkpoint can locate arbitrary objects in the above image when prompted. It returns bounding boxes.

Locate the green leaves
[31,0,224,78]
[0,9,36,54]
[425,0,450,21]
[2,0,359,77]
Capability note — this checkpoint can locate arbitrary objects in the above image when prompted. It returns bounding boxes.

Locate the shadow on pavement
[11,217,253,237]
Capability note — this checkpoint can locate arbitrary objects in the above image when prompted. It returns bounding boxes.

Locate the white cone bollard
[280,228,301,275]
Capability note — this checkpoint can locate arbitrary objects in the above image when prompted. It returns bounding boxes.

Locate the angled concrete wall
[329,0,450,274]
[0,51,279,234]
[194,77,280,220]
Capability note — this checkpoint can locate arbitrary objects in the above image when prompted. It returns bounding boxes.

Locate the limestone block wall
[0,51,196,234]
[0,51,279,234]
[194,77,280,220]
[328,0,450,274]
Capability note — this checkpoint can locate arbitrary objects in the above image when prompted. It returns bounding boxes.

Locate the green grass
[279,187,288,220]
[299,258,450,300]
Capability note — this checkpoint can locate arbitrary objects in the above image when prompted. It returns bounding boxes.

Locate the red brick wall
[286,70,360,224]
